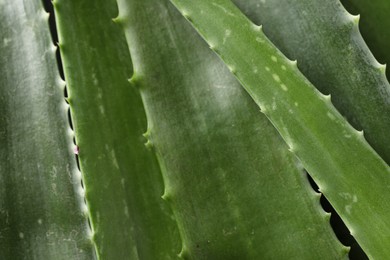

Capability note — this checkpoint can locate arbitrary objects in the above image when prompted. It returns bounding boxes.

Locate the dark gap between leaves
[42,0,93,240]
[306,173,367,259]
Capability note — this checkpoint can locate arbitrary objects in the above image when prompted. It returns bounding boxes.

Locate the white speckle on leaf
[212,3,236,17]
[255,37,264,43]
[339,192,351,199]
[223,29,231,44]
[281,65,286,70]
[265,66,270,72]
[92,73,98,85]
[51,183,57,194]
[97,88,103,99]
[271,55,277,62]
[51,166,57,179]
[111,150,119,169]
[272,74,280,82]
[327,112,336,121]
[99,105,105,115]
[294,102,298,107]
[124,206,129,218]
[280,84,288,91]
[38,219,43,225]
[3,38,11,47]
[19,232,24,239]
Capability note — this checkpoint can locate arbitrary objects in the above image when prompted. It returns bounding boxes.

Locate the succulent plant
[1,0,389,259]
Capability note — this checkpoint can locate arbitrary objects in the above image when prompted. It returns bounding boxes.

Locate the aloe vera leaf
[168,0,390,258]
[0,1,94,259]
[52,0,181,258]
[340,0,390,78]
[233,0,390,164]
[115,0,349,258]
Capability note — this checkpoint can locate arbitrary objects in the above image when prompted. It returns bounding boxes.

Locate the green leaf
[53,0,181,258]
[168,0,390,258]
[0,1,93,259]
[233,0,390,163]
[115,0,348,258]
[341,0,390,79]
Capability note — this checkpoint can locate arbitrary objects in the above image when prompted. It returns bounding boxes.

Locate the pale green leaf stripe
[53,0,181,259]
[0,0,93,259]
[168,0,390,258]
[234,0,390,163]
[115,0,347,258]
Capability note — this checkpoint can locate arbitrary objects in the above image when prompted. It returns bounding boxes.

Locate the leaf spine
[351,14,360,25]
[144,139,153,150]
[323,93,331,102]
[112,16,123,25]
[52,0,59,7]
[289,59,298,66]
[41,10,50,21]
[313,192,321,199]
[182,11,190,19]
[178,245,189,259]
[161,191,170,201]
[128,74,142,89]
[252,23,263,32]
[356,129,364,138]
[142,130,150,139]
[288,145,295,153]
[57,77,66,87]
[81,203,89,216]
[379,63,387,73]
[227,65,236,74]
[50,44,58,53]
[324,212,331,221]
[259,104,267,114]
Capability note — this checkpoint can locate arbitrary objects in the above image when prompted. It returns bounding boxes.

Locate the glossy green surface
[233,0,390,164]
[115,0,347,258]
[53,0,181,258]
[0,0,93,259]
[341,0,390,79]
[168,0,390,258]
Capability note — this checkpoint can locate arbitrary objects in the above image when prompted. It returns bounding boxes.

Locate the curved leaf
[115,0,347,258]
[340,0,390,79]
[53,0,181,258]
[0,0,94,259]
[233,0,390,163]
[168,0,390,258]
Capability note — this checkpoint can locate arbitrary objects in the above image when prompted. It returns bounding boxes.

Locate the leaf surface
[233,0,390,163]
[0,0,93,259]
[115,0,348,258]
[341,0,390,79]
[53,0,181,258]
[168,0,390,258]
